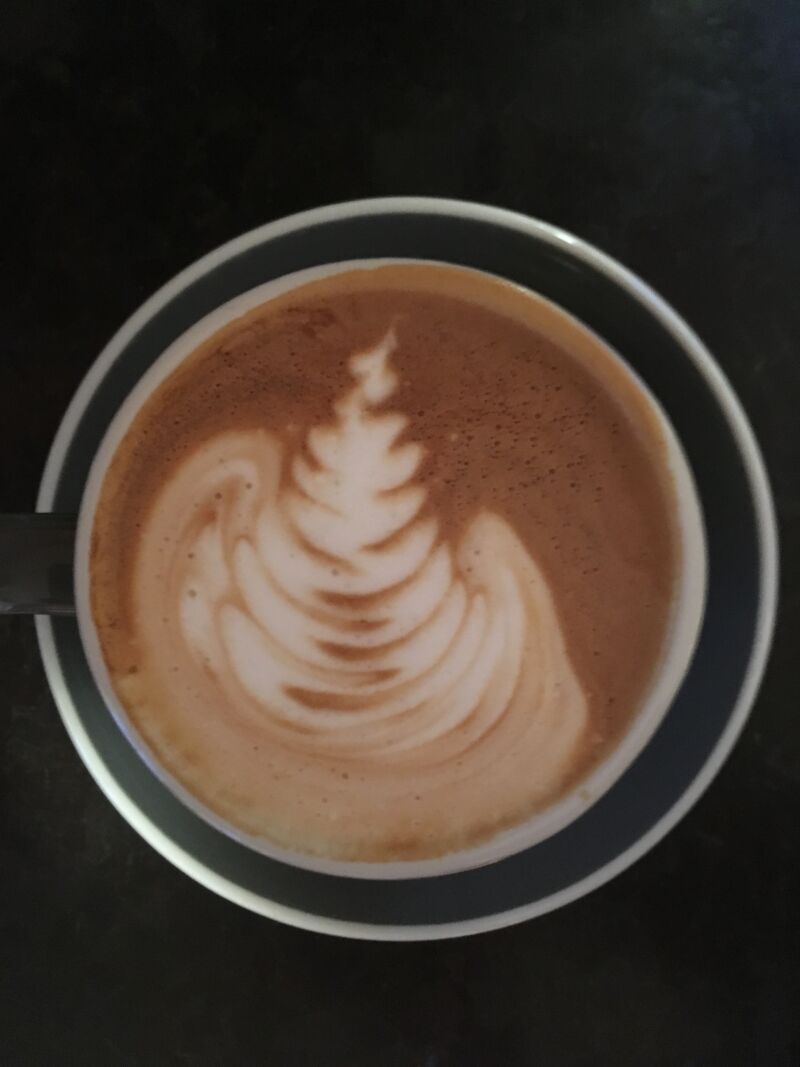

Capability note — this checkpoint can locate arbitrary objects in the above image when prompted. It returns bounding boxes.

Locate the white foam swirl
[135,330,588,784]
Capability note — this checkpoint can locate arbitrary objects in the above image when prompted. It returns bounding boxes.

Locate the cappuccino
[90,264,678,862]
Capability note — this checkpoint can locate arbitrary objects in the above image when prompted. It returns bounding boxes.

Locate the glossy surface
[1,1,797,1063]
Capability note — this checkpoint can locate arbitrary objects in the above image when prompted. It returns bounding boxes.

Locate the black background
[1,1,798,1064]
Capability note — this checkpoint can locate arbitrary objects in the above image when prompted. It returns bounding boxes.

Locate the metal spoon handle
[0,514,77,615]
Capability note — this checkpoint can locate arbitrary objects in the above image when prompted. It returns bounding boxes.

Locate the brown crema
[91,264,678,862]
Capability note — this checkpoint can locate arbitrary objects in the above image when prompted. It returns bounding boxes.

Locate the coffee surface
[91,264,677,862]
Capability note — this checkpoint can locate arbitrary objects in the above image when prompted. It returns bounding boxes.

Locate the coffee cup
[1,199,776,938]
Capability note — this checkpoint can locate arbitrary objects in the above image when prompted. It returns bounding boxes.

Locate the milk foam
[135,330,588,783]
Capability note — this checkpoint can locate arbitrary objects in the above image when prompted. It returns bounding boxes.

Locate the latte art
[141,331,588,776]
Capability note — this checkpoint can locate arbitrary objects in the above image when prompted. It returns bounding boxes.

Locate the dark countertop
[1,2,798,1064]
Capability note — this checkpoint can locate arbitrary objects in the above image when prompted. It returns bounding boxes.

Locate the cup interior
[74,257,707,880]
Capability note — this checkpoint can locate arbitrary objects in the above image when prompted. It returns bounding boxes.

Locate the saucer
[36,199,777,940]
